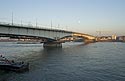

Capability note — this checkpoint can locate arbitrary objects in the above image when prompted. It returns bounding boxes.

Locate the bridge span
[0,23,96,47]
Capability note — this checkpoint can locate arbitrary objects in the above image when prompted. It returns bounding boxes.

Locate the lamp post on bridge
[20,20,23,26]
[51,20,52,29]
[12,12,13,25]
[36,18,37,27]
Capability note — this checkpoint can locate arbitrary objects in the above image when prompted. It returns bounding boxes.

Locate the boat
[0,55,29,72]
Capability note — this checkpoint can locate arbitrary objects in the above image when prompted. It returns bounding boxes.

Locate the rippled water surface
[0,42,125,81]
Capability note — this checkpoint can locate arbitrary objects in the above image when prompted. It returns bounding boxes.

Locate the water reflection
[0,42,125,81]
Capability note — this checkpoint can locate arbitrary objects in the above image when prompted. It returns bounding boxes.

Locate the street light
[12,12,13,25]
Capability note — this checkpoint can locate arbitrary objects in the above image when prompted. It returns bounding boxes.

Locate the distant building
[118,36,125,41]
[99,36,112,40]
[112,35,117,40]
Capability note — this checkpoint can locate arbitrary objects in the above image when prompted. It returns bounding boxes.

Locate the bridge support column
[43,42,62,48]
[84,39,96,44]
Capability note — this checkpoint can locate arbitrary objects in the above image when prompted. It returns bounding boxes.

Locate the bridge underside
[0,33,63,47]
[0,33,95,47]
[59,35,96,44]
[0,33,57,42]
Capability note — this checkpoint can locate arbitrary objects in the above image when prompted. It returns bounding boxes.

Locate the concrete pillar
[43,42,62,48]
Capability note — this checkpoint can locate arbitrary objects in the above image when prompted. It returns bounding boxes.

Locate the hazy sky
[0,0,125,36]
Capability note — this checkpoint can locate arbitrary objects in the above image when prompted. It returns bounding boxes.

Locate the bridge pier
[43,42,62,48]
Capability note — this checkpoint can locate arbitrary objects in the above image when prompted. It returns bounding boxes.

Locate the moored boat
[0,55,29,72]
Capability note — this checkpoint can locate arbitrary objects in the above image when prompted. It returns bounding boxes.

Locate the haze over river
[0,42,125,81]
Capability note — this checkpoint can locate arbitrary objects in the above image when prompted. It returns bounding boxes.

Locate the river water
[0,42,125,81]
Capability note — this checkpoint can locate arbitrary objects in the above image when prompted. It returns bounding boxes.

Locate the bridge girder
[0,24,96,43]
[0,24,72,42]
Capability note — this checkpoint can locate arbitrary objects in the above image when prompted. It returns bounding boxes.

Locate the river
[0,42,125,81]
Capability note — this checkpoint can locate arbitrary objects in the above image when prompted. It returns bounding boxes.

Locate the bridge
[0,22,96,47]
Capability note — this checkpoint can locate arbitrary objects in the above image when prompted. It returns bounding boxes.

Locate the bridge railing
[0,21,69,32]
